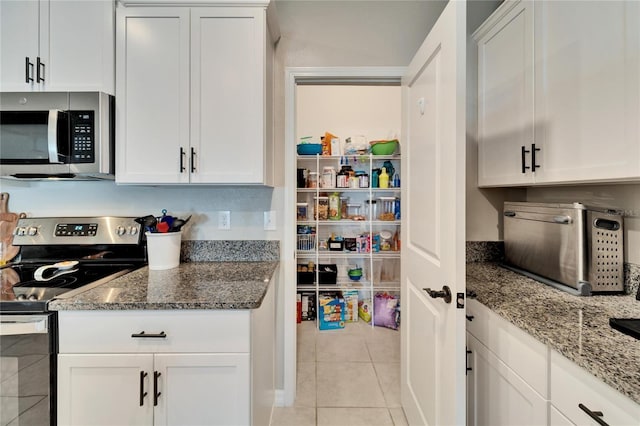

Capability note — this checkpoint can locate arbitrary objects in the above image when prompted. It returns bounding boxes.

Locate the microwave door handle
[47,110,61,163]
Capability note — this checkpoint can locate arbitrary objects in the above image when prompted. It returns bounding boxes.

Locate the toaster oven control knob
[129,226,138,236]
[116,226,126,236]
[28,227,38,236]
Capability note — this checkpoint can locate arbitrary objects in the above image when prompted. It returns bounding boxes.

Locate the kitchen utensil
[134,215,157,230]
[34,261,80,282]
[156,222,170,233]
[169,215,191,232]
[0,193,19,223]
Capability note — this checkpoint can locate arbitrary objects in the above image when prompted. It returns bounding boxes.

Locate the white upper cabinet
[475,0,640,187]
[0,0,114,94]
[533,0,640,184]
[476,0,535,187]
[116,3,275,185]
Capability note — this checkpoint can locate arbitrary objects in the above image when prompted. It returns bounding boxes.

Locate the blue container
[297,144,323,155]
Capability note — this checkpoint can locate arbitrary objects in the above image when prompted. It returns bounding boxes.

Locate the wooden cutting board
[0,193,25,264]
[0,193,19,223]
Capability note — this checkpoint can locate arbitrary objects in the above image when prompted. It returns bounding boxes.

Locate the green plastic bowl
[370,140,398,155]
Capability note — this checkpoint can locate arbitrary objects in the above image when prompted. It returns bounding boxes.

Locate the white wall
[296,85,401,142]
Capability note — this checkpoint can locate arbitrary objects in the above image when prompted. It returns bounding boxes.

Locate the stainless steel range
[0,216,146,426]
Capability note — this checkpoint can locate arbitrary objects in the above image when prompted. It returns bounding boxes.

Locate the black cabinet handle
[578,403,609,426]
[466,290,477,299]
[25,57,34,82]
[139,371,148,406]
[131,331,167,338]
[190,147,196,173]
[153,371,162,406]
[521,145,531,173]
[36,57,44,82]
[466,315,474,322]
[466,349,472,374]
[531,143,540,171]
[179,147,186,172]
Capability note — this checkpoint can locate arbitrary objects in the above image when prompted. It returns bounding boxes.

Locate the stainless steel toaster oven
[503,202,624,296]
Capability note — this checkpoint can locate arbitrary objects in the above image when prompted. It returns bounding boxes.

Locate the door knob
[423,285,452,304]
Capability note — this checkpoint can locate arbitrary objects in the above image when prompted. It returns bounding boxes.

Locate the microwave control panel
[70,111,94,163]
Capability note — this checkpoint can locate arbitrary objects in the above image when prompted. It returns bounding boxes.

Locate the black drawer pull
[36,56,45,82]
[578,403,609,426]
[25,57,34,82]
[153,371,162,406]
[139,371,148,406]
[521,145,530,173]
[131,331,166,338]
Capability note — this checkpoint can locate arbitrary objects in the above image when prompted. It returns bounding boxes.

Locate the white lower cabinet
[549,350,640,426]
[466,333,547,426]
[467,299,640,426]
[57,285,275,426]
[466,300,548,426]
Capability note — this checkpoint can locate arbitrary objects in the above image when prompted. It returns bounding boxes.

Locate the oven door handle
[0,315,48,336]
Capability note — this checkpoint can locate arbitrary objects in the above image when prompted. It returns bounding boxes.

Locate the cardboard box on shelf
[318,295,345,330]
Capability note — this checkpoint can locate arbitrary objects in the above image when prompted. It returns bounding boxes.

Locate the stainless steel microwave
[0,92,114,179]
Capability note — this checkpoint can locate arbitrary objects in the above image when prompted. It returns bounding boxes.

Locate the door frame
[281,67,406,406]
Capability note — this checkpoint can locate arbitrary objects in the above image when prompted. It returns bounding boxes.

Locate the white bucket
[146,231,181,270]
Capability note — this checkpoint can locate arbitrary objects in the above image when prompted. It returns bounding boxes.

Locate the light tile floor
[271,321,408,426]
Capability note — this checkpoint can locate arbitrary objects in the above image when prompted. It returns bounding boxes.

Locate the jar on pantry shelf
[314,196,329,220]
[296,203,308,221]
[340,197,349,219]
[364,199,377,221]
[356,171,369,188]
[349,176,359,188]
[321,166,336,188]
[307,172,318,188]
[346,203,363,220]
[336,166,350,188]
[328,192,341,220]
[378,197,396,221]
[379,230,393,251]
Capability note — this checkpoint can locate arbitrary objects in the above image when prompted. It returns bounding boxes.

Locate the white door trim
[281,66,406,406]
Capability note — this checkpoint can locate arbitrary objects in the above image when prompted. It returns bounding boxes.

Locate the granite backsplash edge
[466,241,639,296]
[181,240,280,262]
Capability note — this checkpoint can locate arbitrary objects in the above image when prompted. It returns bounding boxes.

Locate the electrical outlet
[218,211,231,230]
[264,211,276,230]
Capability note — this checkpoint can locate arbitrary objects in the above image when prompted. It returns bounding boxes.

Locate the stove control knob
[16,294,27,301]
[28,227,38,236]
[28,295,38,301]
[129,226,138,236]
[16,227,27,236]
[116,226,126,236]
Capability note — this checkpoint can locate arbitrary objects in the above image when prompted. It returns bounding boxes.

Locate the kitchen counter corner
[466,262,640,405]
[48,261,279,311]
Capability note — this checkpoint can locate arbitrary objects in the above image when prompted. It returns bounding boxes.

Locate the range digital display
[55,223,98,236]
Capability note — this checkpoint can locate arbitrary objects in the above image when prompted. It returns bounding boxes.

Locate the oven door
[0,313,56,426]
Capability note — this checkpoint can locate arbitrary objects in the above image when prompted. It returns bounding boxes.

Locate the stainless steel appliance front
[0,92,114,179]
[504,202,624,295]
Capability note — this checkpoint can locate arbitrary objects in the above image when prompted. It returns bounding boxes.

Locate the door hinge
[466,348,472,375]
[456,292,465,308]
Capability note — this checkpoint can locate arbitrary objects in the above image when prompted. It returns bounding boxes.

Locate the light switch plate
[218,211,231,230]
[264,211,276,230]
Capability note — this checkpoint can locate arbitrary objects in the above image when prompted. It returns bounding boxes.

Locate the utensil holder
[146,231,181,270]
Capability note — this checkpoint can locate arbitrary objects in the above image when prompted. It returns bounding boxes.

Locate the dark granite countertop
[48,261,279,311]
[467,262,640,405]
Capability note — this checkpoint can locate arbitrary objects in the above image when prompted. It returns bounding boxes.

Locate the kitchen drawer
[58,310,251,353]
[466,300,548,398]
[550,350,640,426]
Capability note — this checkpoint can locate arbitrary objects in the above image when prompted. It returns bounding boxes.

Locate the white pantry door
[401,1,467,425]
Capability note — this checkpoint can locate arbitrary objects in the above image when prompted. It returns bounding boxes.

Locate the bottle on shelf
[379,167,389,189]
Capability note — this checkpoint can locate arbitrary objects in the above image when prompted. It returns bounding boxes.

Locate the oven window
[0,317,53,425]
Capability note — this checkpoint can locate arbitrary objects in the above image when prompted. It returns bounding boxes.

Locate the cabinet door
[116,8,190,184]
[190,8,265,184]
[46,0,114,94]
[57,354,153,426]
[476,0,535,187]
[153,353,250,426]
[534,1,640,184]
[466,334,548,426]
[0,0,40,91]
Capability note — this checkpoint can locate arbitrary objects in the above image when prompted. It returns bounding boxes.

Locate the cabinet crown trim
[472,0,524,41]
